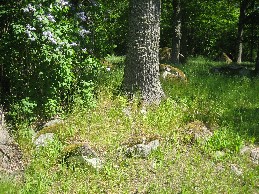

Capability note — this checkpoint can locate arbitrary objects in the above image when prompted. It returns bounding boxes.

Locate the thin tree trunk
[236,0,250,64]
[171,0,182,65]
[123,0,165,105]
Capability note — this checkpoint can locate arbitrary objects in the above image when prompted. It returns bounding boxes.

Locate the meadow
[1,57,259,193]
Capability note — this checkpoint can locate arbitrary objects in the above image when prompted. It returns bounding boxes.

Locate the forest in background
[0,1,259,193]
[0,0,258,122]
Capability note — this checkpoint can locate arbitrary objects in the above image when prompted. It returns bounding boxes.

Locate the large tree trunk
[236,0,250,64]
[123,0,165,105]
[171,0,182,65]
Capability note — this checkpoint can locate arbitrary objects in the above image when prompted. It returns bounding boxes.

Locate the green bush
[1,0,103,122]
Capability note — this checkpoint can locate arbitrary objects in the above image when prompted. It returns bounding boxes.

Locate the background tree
[123,0,164,104]
[236,0,251,63]
[171,0,182,65]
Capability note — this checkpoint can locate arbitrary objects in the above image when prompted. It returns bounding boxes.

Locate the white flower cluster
[22,4,36,13]
[25,24,36,41]
[42,31,78,47]
[76,12,87,22]
[43,31,57,44]
[37,15,43,22]
[47,14,56,23]
[22,3,89,48]
[79,28,91,37]
[58,0,69,7]
[69,42,77,46]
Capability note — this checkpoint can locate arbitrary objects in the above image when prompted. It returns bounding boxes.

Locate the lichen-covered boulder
[33,118,63,148]
[61,142,103,169]
[34,133,55,148]
[121,136,160,158]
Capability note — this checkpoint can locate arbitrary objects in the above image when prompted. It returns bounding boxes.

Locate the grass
[3,56,259,193]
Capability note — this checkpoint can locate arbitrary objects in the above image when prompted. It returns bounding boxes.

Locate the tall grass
[4,56,259,193]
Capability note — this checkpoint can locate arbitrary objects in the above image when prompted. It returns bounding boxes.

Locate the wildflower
[48,37,57,44]
[59,0,69,6]
[28,4,36,12]
[79,29,91,37]
[37,15,43,22]
[47,14,56,22]
[76,12,87,21]
[43,31,53,38]
[43,31,57,44]
[88,0,98,6]
[26,24,36,31]
[106,67,111,71]
[22,7,29,13]
[23,4,36,12]
[29,37,36,41]
[70,42,77,46]
[82,48,87,52]
[25,30,32,38]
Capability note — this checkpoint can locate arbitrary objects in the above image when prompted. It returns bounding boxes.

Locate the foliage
[0,0,104,121]
[2,57,258,193]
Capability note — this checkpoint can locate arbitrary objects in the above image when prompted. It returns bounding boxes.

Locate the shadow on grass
[222,107,259,142]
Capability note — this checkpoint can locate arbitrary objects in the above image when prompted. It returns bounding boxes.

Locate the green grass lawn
[2,57,259,193]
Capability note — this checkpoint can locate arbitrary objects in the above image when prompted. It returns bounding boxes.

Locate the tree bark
[171,0,182,65]
[123,0,165,105]
[236,0,250,64]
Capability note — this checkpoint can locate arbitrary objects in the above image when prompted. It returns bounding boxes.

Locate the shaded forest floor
[1,57,259,193]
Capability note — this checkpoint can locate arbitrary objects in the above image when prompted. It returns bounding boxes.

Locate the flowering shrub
[1,0,103,120]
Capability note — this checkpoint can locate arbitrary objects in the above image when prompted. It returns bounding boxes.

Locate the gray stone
[34,133,55,147]
[0,122,23,176]
[122,107,131,117]
[63,143,103,169]
[0,129,13,145]
[185,121,213,144]
[125,139,160,158]
[43,118,63,128]
[230,164,243,176]
[240,145,252,155]
[0,144,23,174]
[214,151,225,158]
[82,157,103,169]
[250,148,259,164]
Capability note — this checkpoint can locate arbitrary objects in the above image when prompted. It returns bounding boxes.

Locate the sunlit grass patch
[8,56,259,193]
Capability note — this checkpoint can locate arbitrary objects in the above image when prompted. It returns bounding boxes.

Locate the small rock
[122,107,131,117]
[63,143,103,169]
[83,157,103,169]
[125,139,160,158]
[215,164,225,172]
[185,121,213,144]
[0,129,13,145]
[140,107,147,115]
[0,144,23,174]
[214,151,225,158]
[240,145,251,155]
[34,133,55,147]
[43,118,63,128]
[0,128,24,174]
[250,148,259,164]
[230,164,243,176]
